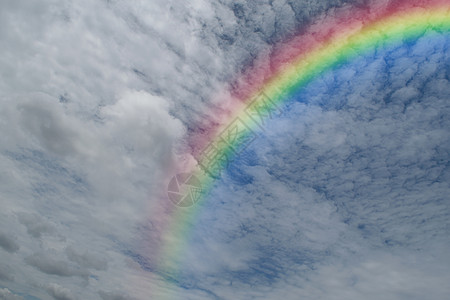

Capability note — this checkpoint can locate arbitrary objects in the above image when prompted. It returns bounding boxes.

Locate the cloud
[0,232,19,253]
[65,246,108,271]
[259,252,450,300]
[17,95,89,157]
[25,252,89,278]
[0,264,14,282]
[136,21,450,299]
[100,90,185,170]
[0,289,23,300]
[46,283,76,300]
[0,0,449,299]
[98,290,137,300]
[17,213,55,239]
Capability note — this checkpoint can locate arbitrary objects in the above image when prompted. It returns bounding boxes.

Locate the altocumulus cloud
[1,0,449,300]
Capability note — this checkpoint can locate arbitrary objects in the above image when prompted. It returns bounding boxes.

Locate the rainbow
[147,0,450,297]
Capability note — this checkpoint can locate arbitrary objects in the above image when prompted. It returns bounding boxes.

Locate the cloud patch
[0,232,19,253]
[46,283,76,300]
[18,213,55,239]
[65,246,108,271]
[0,289,23,300]
[25,252,89,278]
[0,264,14,282]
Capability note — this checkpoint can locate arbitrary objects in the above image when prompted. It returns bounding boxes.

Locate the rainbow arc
[147,1,450,298]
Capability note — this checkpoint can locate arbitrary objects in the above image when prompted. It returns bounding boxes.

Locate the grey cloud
[25,252,88,278]
[17,213,54,239]
[17,97,83,157]
[0,264,14,282]
[66,246,108,271]
[99,291,137,300]
[0,232,19,253]
[46,283,76,300]
[0,288,23,300]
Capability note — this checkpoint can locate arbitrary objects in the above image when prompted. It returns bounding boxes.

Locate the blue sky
[0,1,449,299]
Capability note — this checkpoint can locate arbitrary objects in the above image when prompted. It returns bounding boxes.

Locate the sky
[0,0,449,299]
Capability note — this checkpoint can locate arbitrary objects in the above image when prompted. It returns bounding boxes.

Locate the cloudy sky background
[0,0,449,299]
